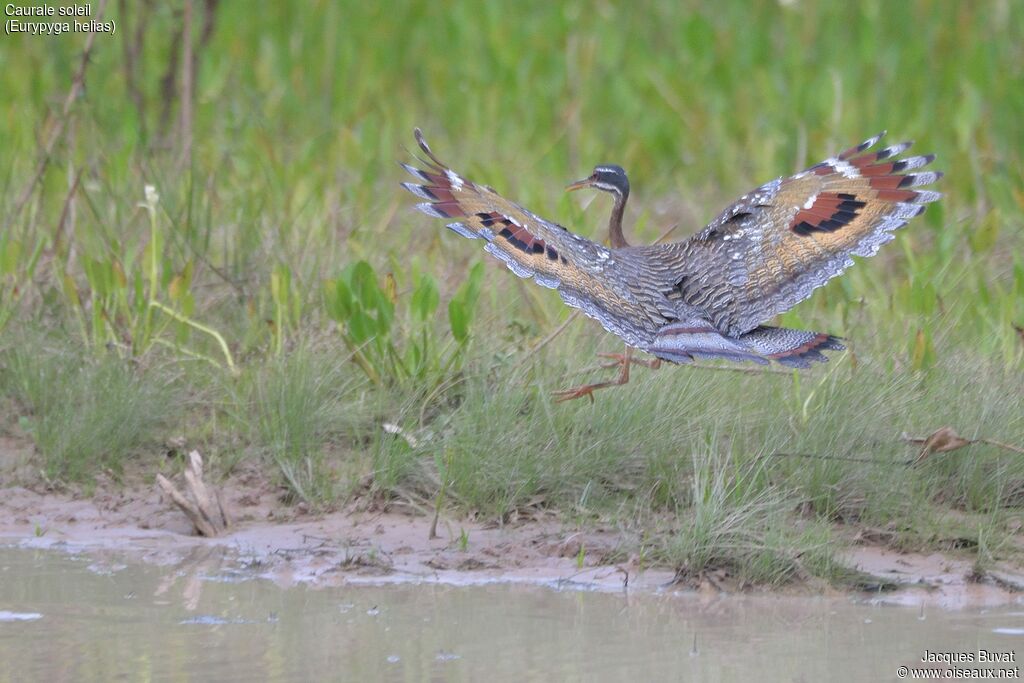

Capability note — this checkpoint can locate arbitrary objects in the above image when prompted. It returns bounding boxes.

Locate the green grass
[1,0,1022,585]
[650,446,822,586]
[0,332,170,481]
[244,343,365,505]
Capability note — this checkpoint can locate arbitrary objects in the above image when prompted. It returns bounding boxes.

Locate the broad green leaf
[325,278,354,321]
[347,309,376,344]
[449,299,468,343]
[411,274,439,321]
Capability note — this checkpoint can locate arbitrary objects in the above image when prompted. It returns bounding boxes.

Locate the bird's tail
[736,326,845,368]
[648,322,843,368]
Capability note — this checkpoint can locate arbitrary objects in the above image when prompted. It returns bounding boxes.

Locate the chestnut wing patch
[476,212,565,262]
[790,192,867,236]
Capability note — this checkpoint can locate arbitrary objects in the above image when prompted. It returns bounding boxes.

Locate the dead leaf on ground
[902,427,974,465]
[902,426,1024,464]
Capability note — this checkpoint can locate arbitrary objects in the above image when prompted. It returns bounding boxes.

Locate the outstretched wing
[657,132,942,337]
[400,129,670,346]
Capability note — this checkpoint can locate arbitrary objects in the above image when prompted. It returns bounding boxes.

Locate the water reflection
[0,547,1021,682]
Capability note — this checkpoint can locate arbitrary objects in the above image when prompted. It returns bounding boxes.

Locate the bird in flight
[401,129,941,401]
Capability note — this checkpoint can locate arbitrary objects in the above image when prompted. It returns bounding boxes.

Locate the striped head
[566,165,630,198]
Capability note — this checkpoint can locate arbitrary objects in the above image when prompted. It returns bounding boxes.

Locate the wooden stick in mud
[156,450,231,537]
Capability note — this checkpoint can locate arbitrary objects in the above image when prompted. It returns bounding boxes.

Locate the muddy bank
[0,461,1021,609]
[0,467,676,592]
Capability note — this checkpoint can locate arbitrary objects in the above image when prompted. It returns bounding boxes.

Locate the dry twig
[156,450,231,536]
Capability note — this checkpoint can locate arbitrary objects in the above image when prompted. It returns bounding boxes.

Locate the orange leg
[552,345,660,403]
[597,351,662,371]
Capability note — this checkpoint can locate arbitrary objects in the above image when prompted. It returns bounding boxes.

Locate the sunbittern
[401,129,941,401]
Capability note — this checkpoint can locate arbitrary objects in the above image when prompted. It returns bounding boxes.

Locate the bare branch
[119,0,148,138]
[11,0,108,219]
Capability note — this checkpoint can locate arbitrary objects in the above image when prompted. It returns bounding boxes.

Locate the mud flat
[1,464,1022,608]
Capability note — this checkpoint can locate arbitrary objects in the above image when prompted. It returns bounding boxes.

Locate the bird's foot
[597,352,662,371]
[553,348,639,403]
[552,384,600,404]
[552,346,655,404]
[552,379,622,403]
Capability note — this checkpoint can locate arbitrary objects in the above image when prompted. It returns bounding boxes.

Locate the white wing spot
[803,194,818,210]
[445,169,465,191]
[831,159,859,179]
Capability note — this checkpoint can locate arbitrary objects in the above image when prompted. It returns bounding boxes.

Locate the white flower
[144,184,160,207]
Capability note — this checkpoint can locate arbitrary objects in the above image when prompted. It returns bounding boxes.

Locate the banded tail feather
[737,327,845,369]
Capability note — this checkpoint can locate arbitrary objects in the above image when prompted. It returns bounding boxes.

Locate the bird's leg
[553,344,648,403]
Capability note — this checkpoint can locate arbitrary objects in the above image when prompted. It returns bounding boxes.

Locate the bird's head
[566,165,630,198]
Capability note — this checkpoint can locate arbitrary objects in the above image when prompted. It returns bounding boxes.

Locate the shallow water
[0,548,1021,682]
